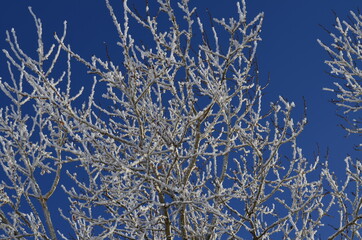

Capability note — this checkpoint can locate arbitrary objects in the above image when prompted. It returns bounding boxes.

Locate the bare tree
[319,10,362,240]
[1,0,358,239]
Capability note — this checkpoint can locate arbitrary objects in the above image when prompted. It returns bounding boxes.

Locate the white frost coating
[319,8,362,146]
[0,0,358,240]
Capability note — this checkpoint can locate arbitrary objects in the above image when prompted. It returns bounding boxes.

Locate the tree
[0,0,359,239]
[318,11,362,240]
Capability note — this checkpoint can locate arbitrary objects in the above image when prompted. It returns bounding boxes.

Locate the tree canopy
[0,0,361,239]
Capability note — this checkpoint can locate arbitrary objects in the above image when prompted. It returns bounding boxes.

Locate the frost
[0,0,359,239]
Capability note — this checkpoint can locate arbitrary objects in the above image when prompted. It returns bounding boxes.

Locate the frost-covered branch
[318,11,362,140]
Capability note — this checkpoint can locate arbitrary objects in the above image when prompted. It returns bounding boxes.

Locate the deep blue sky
[1,0,359,170]
[0,0,361,238]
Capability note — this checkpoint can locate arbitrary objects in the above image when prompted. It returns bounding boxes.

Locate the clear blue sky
[0,0,360,237]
